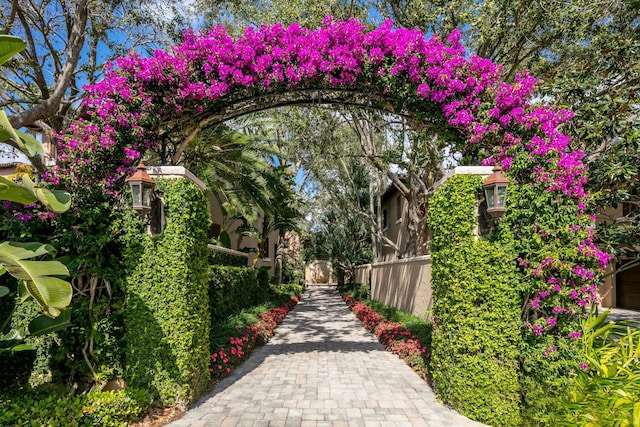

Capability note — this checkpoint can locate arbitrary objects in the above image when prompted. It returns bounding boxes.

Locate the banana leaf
[0,242,71,317]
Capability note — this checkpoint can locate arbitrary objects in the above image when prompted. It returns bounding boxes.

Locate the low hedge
[208,266,271,323]
[208,250,248,267]
[0,386,150,427]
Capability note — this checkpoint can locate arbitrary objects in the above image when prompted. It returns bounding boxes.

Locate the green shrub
[281,259,303,285]
[208,250,248,267]
[0,385,150,427]
[83,388,150,426]
[209,265,271,323]
[122,178,210,406]
[428,174,522,426]
[271,282,304,297]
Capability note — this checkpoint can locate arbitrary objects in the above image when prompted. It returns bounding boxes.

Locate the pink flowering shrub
[48,16,609,332]
[210,294,300,380]
[343,294,430,379]
[35,16,611,425]
[49,16,609,345]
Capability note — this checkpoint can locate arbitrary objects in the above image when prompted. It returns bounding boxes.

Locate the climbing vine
[35,16,610,423]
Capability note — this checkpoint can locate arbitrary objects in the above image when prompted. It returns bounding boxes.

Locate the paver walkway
[169,288,486,427]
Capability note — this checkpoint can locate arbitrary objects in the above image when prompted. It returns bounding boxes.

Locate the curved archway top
[47,17,611,343]
[54,17,580,202]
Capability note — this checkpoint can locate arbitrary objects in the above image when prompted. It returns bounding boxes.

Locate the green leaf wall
[123,178,210,406]
[428,174,522,426]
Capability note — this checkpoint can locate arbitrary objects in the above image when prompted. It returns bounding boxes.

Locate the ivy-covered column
[122,174,210,406]
[428,174,522,426]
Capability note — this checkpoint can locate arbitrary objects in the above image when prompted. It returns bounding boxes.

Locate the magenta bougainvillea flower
[48,17,609,343]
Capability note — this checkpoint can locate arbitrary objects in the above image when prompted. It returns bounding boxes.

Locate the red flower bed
[210,294,301,379]
[343,294,430,379]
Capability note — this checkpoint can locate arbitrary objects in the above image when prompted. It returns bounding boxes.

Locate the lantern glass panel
[485,187,496,208]
[130,183,142,206]
[497,185,507,206]
[143,186,154,207]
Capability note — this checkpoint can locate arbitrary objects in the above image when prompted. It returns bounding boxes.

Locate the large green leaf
[0,175,71,212]
[0,35,25,66]
[0,242,71,317]
[0,175,39,204]
[0,110,42,156]
[0,329,33,353]
[0,285,8,297]
[22,175,71,213]
[28,308,71,336]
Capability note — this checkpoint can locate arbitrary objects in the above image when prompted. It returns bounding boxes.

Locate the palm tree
[182,124,280,238]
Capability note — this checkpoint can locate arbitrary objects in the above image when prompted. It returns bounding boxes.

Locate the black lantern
[482,165,510,218]
[127,163,155,216]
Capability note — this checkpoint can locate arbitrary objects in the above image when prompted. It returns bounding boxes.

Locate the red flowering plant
[343,295,430,380]
[210,294,300,380]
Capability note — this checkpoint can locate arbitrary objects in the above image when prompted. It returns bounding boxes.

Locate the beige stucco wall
[354,264,371,285]
[305,260,333,283]
[599,263,616,307]
[355,256,432,319]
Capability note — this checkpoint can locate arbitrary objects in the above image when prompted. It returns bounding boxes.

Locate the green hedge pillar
[123,178,210,406]
[428,174,522,426]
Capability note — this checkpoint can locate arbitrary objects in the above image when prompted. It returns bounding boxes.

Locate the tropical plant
[182,124,280,231]
[0,35,72,354]
[236,164,303,275]
[563,308,640,426]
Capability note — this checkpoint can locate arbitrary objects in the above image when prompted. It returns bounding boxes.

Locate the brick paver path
[169,288,486,427]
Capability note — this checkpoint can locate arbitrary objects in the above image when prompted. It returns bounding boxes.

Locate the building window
[396,196,402,222]
[382,209,389,230]
[263,238,269,258]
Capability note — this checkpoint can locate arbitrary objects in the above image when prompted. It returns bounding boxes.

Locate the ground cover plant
[0,384,150,427]
[343,292,430,380]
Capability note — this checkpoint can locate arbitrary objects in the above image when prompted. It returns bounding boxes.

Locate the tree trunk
[274,229,285,285]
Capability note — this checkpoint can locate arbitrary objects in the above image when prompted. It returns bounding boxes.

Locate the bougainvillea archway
[51,17,608,365]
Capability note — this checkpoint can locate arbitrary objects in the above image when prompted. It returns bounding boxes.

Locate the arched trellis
[51,17,608,350]
[161,87,434,164]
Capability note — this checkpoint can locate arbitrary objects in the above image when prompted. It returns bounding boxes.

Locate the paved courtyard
[168,288,485,427]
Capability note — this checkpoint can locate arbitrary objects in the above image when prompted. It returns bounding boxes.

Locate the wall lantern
[482,165,510,218]
[127,163,155,216]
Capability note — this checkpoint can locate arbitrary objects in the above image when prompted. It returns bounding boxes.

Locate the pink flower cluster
[52,17,598,214]
[210,294,300,379]
[51,17,502,193]
[44,17,611,353]
[343,295,429,378]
